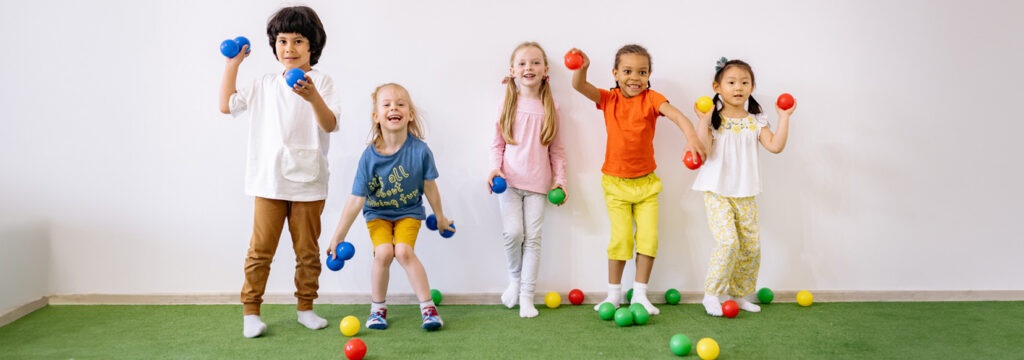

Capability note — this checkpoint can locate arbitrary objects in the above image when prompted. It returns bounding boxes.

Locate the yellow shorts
[601,173,662,260]
[367,218,422,249]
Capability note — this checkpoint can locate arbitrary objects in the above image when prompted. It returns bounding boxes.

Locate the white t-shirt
[229,69,341,201]
[692,113,770,198]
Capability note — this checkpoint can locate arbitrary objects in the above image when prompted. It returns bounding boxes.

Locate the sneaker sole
[422,322,442,331]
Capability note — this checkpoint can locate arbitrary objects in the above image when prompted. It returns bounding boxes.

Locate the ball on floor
[669,333,692,356]
[696,337,719,359]
[545,292,561,309]
[340,315,359,336]
[797,290,814,307]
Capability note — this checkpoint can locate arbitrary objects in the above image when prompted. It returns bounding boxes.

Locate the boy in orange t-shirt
[568,44,705,315]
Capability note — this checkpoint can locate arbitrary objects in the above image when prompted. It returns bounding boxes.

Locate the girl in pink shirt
[488,42,567,318]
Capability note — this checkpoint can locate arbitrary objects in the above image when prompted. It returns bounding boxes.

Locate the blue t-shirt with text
[352,135,438,221]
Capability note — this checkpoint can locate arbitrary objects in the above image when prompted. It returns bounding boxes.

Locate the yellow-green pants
[703,192,760,297]
[601,173,662,260]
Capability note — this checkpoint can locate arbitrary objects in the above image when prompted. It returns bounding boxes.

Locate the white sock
[371,301,387,313]
[734,297,762,312]
[297,310,327,330]
[501,278,520,309]
[519,294,538,318]
[243,314,267,338]
[631,282,660,315]
[419,300,436,311]
[703,294,723,316]
[594,284,622,311]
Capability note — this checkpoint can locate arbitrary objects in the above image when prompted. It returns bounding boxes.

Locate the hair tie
[501,74,515,85]
[715,57,728,73]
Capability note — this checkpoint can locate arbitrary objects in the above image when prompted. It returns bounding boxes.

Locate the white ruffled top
[691,113,770,198]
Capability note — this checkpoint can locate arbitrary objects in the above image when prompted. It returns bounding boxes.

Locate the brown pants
[241,197,325,315]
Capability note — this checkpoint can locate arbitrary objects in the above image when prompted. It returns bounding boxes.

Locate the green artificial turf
[0,301,1021,359]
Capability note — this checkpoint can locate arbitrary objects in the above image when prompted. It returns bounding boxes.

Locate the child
[691,58,794,316]
[569,45,705,315]
[218,6,340,338]
[489,42,567,318]
[328,83,452,331]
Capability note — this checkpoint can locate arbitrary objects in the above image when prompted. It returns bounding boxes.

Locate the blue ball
[491,176,507,194]
[220,39,240,58]
[326,255,344,271]
[426,214,438,231]
[284,67,305,89]
[336,242,355,261]
[234,36,250,54]
[440,224,456,238]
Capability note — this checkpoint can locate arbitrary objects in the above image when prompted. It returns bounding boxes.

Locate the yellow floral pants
[703,192,760,297]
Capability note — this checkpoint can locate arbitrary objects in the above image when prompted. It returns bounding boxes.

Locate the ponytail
[539,78,557,145]
[499,77,519,145]
[747,96,762,115]
[711,93,722,130]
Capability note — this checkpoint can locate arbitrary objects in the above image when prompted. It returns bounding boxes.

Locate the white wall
[0,219,50,313]
[1,0,1022,299]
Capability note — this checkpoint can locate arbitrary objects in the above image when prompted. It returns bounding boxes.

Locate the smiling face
[713,66,754,108]
[613,53,651,97]
[373,85,414,134]
[274,32,311,71]
[510,46,549,89]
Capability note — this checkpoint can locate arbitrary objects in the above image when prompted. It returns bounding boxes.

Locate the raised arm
[218,44,249,114]
[569,48,601,104]
[760,100,796,153]
[293,76,337,132]
[659,101,706,162]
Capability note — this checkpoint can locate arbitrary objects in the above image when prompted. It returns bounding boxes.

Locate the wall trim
[0,297,48,327]
[46,290,1024,306]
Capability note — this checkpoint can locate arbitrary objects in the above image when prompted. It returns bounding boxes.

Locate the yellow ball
[797,290,814,307]
[696,337,719,360]
[696,96,714,113]
[340,315,359,336]
[544,291,561,309]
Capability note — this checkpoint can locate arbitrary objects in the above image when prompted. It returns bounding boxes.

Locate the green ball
[665,288,681,305]
[630,303,650,325]
[548,188,566,205]
[669,333,692,356]
[598,302,616,320]
[626,288,633,302]
[757,287,774,304]
[431,289,443,305]
[614,307,633,327]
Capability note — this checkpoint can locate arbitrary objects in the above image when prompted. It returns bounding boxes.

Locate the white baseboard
[2,290,1019,326]
[0,297,48,327]
[45,290,1024,306]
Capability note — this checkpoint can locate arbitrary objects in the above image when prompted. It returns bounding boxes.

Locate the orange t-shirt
[596,88,667,178]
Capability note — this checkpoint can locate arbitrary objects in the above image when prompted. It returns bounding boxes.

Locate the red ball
[684,151,702,170]
[722,300,739,318]
[564,51,584,70]
[568,289,584,305]
[345,338,367,360]
[777,93,795,110]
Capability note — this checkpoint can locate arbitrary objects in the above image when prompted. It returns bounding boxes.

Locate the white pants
[499,187,547,295]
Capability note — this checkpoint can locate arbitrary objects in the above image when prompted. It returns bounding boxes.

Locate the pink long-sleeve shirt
[489,98,567,194]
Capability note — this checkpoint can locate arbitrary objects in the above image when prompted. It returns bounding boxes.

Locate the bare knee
[394,245,417,265]
[374,244,395,266]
